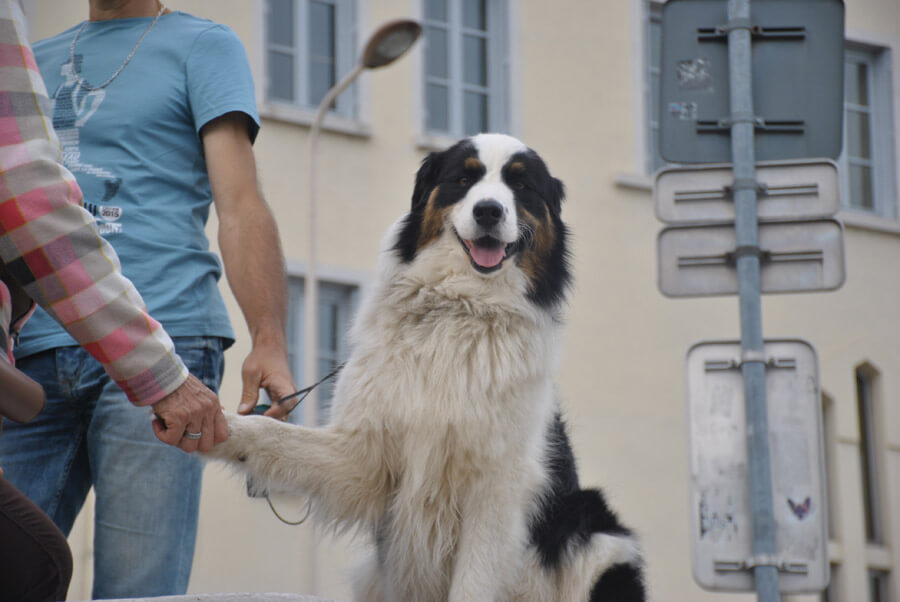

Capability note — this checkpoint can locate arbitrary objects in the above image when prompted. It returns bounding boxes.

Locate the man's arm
[202,112,296,419]
[0,0,225,452]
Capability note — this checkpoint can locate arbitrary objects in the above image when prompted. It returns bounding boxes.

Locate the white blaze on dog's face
[393,133,572,308]
[449,134,527,271]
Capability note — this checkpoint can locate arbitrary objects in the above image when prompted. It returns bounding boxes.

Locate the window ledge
[259,102,372,138]
[613,171,653,192]
[838,209,900,236]
[415,132,462,152]
[827,540,843,563]
[865,543,892,570]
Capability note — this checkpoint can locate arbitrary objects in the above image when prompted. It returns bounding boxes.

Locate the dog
[208,134,646,601]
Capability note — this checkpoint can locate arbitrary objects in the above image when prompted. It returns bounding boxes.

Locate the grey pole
[726,0,780,600]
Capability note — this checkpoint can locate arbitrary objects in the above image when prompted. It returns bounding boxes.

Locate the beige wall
[21,1,900,601]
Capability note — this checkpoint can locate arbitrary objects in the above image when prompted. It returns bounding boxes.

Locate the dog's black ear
[411,151,442,211]
[548,177,565,214]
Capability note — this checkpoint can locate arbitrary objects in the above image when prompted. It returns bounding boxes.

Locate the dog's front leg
[448,474,531,602]
[206,414,391,527]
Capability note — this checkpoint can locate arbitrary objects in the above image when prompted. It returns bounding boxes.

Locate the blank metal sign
[657,219,845,297]
[685,339,829,592]
[654,160,840,225]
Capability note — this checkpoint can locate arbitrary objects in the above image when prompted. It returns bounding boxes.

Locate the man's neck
[89,0,164,21]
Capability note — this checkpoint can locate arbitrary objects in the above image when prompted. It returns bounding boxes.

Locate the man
[0,1,295,598]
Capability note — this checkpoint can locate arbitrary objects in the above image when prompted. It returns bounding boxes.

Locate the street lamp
[304,19,422,430]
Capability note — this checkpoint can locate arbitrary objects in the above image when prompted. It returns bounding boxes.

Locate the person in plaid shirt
[0,0,234,598]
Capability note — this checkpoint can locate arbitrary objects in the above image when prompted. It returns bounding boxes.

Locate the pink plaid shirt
[0,0,188,405]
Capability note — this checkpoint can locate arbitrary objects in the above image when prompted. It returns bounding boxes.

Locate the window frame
[855,364,885,545]
[821,392,840,542]
[262,0,361,123]
[868,569,890,602]
[420,0,511,140]
[283,262,369,426]
[840,43,897,219]
[645,0,664,175]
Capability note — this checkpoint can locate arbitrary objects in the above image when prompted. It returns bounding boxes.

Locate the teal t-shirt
[18,11,260,358]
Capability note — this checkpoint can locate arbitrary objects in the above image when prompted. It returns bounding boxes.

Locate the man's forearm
[218,198,289,348]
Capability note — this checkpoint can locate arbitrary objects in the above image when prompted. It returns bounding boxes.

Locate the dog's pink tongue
[466,240,506,268]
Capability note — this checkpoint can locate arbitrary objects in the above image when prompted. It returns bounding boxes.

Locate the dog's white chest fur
[320,242,562,599]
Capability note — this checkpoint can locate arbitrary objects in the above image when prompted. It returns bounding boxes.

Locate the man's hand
[237,340,297,419]
[151,374,228,452]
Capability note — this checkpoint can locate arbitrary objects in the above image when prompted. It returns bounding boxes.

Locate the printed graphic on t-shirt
[51,54,123,235]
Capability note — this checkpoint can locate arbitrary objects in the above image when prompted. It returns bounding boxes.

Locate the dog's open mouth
[459,234,518,273]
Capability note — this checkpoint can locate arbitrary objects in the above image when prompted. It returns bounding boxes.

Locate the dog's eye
[459,177,470,187]
[514,182,526,190]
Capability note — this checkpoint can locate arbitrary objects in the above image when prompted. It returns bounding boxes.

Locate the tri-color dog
[208,134,646,601]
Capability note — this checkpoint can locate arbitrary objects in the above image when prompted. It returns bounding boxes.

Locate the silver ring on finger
[184,431,202,440]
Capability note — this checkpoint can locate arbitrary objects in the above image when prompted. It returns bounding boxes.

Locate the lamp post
[302,19,419,593]
[304,19,421,429]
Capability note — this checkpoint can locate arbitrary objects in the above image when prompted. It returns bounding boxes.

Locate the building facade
[21,1,900,600]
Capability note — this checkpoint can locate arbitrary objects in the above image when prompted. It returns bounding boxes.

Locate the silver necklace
[69,2,167,91]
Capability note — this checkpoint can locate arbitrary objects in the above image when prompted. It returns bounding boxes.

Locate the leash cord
[274,363,345,416]
[261,364,343,525]
[266,495,313,526]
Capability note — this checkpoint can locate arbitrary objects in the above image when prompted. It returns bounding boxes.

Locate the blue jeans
[0,336,224,599]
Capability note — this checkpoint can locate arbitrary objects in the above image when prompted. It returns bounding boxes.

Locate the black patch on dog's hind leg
[531,488,632,569]
[589,562,646,602]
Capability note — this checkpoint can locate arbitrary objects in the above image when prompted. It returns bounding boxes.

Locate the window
[423,0,509,136]
[868,569,890,602]
[265,0,356,117]
[286,277,358,424]
[646,1,664,173]
[821,393,839,540]
[855,366,883,543]
[841,45,896,217]
[820,564,839,602]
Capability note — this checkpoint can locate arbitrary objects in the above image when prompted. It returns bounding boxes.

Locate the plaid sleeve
[0,0,189,405]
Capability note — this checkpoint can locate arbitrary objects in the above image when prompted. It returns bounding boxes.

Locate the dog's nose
[473,200,504,229]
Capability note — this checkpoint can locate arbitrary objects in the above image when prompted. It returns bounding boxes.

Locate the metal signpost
[656,0,845,600]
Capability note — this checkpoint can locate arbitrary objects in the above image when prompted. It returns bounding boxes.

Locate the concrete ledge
[74,594,338,602]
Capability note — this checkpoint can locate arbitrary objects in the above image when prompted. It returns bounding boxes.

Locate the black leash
[253,363,344,417]
[250,363,343,526]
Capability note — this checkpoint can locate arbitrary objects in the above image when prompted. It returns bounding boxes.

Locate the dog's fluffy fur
[208,134,645,601]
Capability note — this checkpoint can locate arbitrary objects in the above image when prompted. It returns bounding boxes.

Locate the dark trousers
[0,475,72,602]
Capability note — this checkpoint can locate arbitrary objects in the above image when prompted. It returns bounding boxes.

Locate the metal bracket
[715,17,754,34]
[728,177,761,193]
[698,25,808,41]
[697,118,805,135]
[672,180,821,204]
[704,355,798,372]
[678,242,824,271]
[714,556,810,575]
[741,350,767,365]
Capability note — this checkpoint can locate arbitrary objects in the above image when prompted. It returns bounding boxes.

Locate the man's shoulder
[166,11,240,43]
[33,23,81,56]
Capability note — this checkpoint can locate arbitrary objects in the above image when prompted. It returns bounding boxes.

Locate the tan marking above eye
[509,162,525,172]
[464,157,484,171]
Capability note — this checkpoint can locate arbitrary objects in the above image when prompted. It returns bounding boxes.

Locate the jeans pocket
[171,337,225,393]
